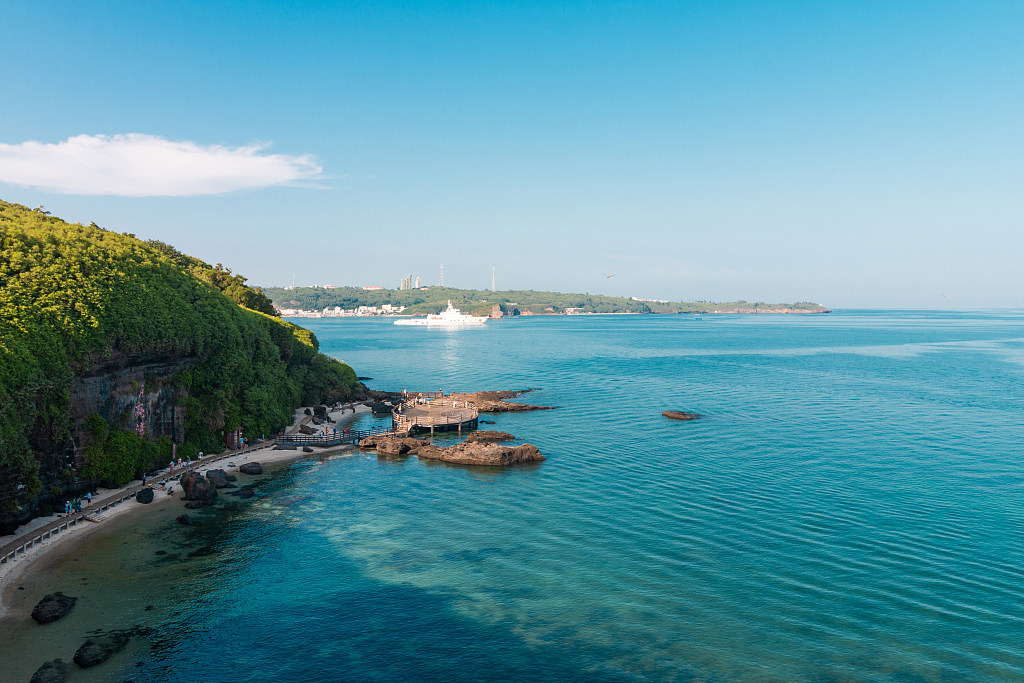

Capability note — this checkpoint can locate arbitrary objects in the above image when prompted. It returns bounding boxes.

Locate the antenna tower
[491,266,496,292]
[440,264,445,287]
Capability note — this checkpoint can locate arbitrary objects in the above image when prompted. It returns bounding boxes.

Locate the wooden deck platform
[393,396,479,435]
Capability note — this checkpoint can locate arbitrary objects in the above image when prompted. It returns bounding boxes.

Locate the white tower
[440,264,445,287]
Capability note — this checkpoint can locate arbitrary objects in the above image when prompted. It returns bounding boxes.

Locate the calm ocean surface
[5,311,1024,682]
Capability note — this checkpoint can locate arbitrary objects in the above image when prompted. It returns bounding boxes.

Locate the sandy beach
[0,405,369,622]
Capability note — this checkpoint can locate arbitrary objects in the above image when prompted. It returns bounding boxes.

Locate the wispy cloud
[0,134,323,196]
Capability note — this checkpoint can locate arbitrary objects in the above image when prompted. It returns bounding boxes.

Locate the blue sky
[1,1,1022,308]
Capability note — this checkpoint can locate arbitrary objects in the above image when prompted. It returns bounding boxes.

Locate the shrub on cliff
[0,200,361,508]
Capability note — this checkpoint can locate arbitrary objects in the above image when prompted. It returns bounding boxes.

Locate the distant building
[362,285,383,290]
[399,275,414,290]
[415,276,421,288]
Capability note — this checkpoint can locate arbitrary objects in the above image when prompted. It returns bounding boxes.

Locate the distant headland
[263,285,830,318]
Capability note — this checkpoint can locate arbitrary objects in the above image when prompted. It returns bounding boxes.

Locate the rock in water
[179,472,217,504]
[176,514,193,526]
[372,437,431,457]
[662,410,701,421]
[239,462,263,475]
[205,469,231,488]
[416,442,544,466]
[30,659,69,683]
[238,488,255,499]
[465,430,516,443]
[183,501,204,510]
[31,592,77,624]
[73,634,129,668]
[136,488,155,504]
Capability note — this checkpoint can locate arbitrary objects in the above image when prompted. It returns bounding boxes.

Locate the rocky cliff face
[70,350,195,448]
[0,351,196,534]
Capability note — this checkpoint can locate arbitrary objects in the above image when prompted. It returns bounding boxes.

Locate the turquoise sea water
[5,311,1024,682]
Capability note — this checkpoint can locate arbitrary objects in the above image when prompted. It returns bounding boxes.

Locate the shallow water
[3,311,1023,681]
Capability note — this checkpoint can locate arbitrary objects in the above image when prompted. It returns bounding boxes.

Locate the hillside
[264,285,830,316]
[0,200,363,532]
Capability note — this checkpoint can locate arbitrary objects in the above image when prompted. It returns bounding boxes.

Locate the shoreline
[0,406,370,621]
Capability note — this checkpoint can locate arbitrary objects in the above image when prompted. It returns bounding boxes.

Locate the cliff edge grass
[0,200,364,533]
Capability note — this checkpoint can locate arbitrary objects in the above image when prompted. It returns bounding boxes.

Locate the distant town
[276,303,407,318]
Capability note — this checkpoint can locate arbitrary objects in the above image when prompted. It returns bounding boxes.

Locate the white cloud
[0,133,323,196]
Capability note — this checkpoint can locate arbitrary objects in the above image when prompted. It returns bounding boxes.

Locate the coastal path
[0,439,276,567]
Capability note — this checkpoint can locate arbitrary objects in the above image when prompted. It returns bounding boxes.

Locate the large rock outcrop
[448,390,556,413]
[465,431,516,442]
[179,472,217,504]
[136,488,155,504]
[238,462,263,475]
[358,435,430,456]
[30,592,76,624]
[416,442,544,466]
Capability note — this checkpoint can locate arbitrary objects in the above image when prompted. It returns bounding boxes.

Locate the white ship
[394,300,488,326]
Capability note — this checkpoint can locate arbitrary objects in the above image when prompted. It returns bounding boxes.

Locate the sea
[2,311,1023,682]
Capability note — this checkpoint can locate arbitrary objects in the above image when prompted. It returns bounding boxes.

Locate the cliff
[0,200,363,533]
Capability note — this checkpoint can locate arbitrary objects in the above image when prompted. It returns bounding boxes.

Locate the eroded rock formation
[448,390,556,412]
[662,411,701,421]
[416,442,544,466]
[465,431,516,442]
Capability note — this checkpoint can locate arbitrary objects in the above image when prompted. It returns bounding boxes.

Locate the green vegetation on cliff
[0,200,361,508]
[265,285,830,316]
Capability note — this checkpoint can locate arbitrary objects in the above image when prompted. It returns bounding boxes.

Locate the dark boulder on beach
[176,514,193,526]
[662,410,701,421]
[30,658,69,683]
[299,424,317,435]
[273,444,297,451]
[314,405,328,419]
[302,445,314,453]
[73,633,129,668]
[226,474,237,482]
[135,488,155,504]
[466,431,516,443]
[303,408,312,416]
[239,462,263,475]
[205,469,232,488]
[30,592,76,624]
[370,401,391,415]
[179,472,217,504]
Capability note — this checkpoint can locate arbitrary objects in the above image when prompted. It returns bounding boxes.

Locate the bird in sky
[602,273,615,278]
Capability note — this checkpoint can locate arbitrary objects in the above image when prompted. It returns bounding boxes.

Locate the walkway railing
[0,439,275,566]
[276,425,395,447]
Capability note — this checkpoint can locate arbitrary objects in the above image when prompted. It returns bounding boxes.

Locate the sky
[1,1,1022,309]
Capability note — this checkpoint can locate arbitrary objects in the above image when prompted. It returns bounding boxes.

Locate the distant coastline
[264,285,830,318]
